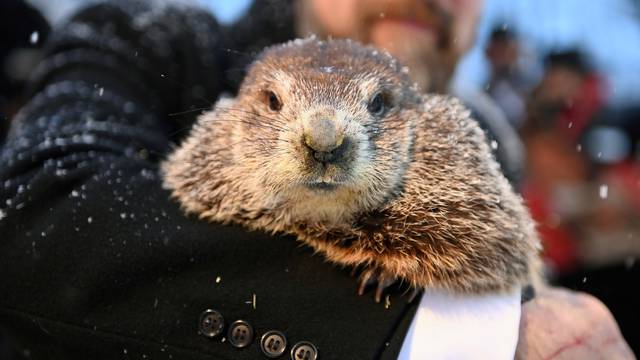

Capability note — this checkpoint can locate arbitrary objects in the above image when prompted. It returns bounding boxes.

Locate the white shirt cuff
[397,287,522,360]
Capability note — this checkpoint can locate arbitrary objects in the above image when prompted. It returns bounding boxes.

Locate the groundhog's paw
[353,266,422,304]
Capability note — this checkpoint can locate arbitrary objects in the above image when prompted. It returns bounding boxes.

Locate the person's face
[486,39,519,73]
[538,67,584,103]
[303,0,482,92]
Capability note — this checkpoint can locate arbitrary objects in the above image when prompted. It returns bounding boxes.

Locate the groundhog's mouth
[305,181,340,191]
[300,164,352,191]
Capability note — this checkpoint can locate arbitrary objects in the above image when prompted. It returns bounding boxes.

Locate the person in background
[484,26,538,129]
[0,0,634,359]
[527,50,605,142]
[521,49,605,273]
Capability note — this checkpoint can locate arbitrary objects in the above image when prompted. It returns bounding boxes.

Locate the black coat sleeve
[0,2,418,359]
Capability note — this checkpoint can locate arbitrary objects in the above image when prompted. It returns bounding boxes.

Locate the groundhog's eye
[265,90,282,112]
[367,92,389,116]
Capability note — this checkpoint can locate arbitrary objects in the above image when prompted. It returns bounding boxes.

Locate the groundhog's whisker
[210,117,288,133]
[204,138,279,156]
[221,107,291,126]
[167,107,210,117]
[237,135,296,149]
[221,112,290,131]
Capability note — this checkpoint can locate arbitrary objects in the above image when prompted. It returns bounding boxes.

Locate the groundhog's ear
[199,97,238,121]
[190,97,238,128]
[213,96,236,111]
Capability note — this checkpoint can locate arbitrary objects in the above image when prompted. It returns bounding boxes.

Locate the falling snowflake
[30,31,39,44]
[599,184,608,199]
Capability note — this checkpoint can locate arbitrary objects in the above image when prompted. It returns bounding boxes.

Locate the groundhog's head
[165,38,424,224]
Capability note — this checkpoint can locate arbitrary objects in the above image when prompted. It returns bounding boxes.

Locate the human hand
[516,287,635,359]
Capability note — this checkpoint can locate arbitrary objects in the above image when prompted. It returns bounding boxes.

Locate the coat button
[198,309,224,338]
[260,330,287,358]
[290,341,318,360]
[228,320,254,348]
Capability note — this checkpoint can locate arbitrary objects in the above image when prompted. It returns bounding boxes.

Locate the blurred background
[1,0,638,355]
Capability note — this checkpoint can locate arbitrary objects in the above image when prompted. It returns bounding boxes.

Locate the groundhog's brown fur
[162,37,541,295]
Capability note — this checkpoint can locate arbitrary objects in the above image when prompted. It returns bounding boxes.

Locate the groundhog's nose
[303,117,347,163]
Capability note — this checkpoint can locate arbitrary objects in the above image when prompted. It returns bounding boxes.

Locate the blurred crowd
[482,26,640,277]
[482,26,639,349]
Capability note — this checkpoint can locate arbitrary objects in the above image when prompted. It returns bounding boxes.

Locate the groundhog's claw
[406,288,421,304]
[357,267,396,303]
[355,266,423,304]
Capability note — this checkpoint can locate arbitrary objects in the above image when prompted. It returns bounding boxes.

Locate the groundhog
[162,37,542,302]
